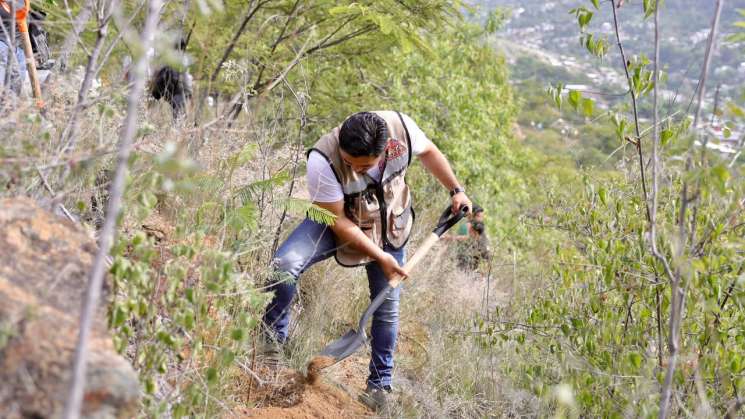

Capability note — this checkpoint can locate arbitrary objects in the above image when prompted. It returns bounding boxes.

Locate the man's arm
[416,141,472,213]
[314,199,408,280]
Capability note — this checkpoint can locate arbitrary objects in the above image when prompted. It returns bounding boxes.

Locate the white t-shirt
[307,113,432,203]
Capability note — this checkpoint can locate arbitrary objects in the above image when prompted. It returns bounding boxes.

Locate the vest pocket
[391,205,412,231]
[387,185,413,246]
[346,192,381,243]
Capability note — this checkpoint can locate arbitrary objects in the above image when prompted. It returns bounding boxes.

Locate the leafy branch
[281,197,336,226]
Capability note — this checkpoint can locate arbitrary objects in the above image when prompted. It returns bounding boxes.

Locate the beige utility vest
[309,111,415,266]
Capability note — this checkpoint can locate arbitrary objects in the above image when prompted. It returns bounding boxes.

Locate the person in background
[150,36,192,121]
[0,0,27,95]
[456,220,490,271]
[443,204,484,242]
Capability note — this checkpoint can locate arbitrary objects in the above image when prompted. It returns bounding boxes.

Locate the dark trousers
[263,218,404,387]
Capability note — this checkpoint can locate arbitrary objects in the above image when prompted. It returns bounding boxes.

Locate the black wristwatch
[449,186,465,197]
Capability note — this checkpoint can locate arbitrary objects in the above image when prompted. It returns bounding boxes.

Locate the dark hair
[339,112,389,157]
[472,205,484,215]
[471,221,485,235]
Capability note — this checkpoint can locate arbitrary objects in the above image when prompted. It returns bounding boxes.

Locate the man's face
[340,149,384,175]
[473,212,485,222]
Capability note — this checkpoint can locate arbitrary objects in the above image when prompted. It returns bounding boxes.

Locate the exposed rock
[0,197,140,419]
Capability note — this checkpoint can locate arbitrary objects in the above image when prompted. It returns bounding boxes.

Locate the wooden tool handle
[388,232,440,289]
[18,3,43,107]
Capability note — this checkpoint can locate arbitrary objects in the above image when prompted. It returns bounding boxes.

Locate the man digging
[262,111,471,411]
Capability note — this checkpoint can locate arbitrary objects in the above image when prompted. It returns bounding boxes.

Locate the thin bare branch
[647,0,674,375]
[303,20,372,57]
[256,36,311,97]
[56,0,95,71]
[609,0,651,224]
[62,0,163,417]
[59,0,117,154]
[658,3,725,412]
[271,79,307,255]
[725,397,745,419]
[208,0,269,87]
[692,1,724,130]
[36,166,76,223]
[252,0,303,91]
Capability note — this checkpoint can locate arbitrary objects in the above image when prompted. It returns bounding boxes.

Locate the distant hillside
[477,0,745,101]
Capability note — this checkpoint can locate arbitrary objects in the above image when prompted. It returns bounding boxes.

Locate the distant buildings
[695,121,744,157]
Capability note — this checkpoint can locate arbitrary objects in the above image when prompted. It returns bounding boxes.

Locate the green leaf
[377,15,395,35]
[221,349,236,366]
[711,165,730,194]
[206,367,218,383]
[590,0,600,10]
[228,203,258,232]
[712,165,730,183]
[157,331,177,348]
[612,114,628,142]
[568,90,581,110]
[485,10,506,34]
[235,171,290,205]
[112,306,127,327]
[229,144,257,168]
[329,5,354,16]
[643,0,656,18]
[230,328,245,341]
[661,129,674,146]
[548,83,564,109]
[139,191,158,209]
[628,352,643,369]
[727,102,745,118]
[183,311,195,330]
[723,127,732,138]
[581,98,594,117]
[730,355,741,373]
[173,403,187,418]
[185,287,195,303]
[145,377,157,394]
[598,187,607,206]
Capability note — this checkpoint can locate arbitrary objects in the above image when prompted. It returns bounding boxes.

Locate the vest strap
[395,111,413,166]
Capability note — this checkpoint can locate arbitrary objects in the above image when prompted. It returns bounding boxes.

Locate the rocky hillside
[0,198,139,418]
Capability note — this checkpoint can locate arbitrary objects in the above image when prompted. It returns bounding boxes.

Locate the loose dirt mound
[234,356,371,419]
[237,381,369,419]
[306,356,336,385]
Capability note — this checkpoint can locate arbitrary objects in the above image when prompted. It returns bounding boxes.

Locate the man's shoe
[259,338,283,366]
[358,384,393,412]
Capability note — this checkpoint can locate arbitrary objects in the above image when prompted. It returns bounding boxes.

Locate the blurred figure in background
[443,205,491,272]
[456,220,490,271]
[0,0,27,95]
[445,204,485,242]
[150,36,192,121]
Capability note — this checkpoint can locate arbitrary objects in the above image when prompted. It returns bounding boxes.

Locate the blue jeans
[0,39,26,94]
[263,218,404,388]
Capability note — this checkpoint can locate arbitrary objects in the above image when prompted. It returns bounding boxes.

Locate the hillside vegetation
[1,0,744,417]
